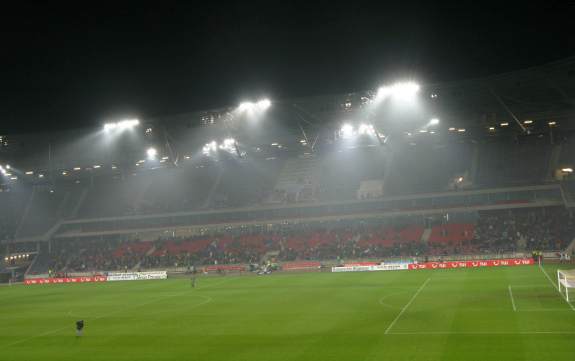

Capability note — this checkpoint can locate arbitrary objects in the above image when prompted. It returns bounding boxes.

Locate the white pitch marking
[538,264,575,312]
[508,285,517,312]
[378,291,409,309]
[386,331,575,335]
[504,284,548,288]
[384,278,431,335]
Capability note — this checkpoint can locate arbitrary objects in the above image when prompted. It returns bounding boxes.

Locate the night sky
[1,1,573,133]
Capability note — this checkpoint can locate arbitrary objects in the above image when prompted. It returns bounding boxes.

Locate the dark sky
[1,1,574,133]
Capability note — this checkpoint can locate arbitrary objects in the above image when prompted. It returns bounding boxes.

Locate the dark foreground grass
[1,264,574,361]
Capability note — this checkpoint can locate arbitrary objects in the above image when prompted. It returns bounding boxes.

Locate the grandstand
[1,59,575,277]
[0,59,575,359]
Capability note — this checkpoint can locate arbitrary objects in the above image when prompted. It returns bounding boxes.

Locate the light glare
[340,124,354,138]
[147,147,158,159]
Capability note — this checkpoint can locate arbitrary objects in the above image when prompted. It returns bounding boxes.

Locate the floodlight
[104,118,140,132]
[358,124,375,136]
[238,99,271,112]
[340,124,354,138]
[376,86,392,100]
[257,98,271,109]
[104,123,117,132]
[238,102,253,112]
[390,81,420,100]
[429,118,440,126]
[376,81,420,101]
[562,168,573,173]
[219,138,236,152]
[147,147,158,159]
[203,141,218,155]
[119,119,140,128]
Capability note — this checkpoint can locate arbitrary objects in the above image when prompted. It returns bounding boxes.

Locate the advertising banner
[106,271,167,281]
[332,263,409,273]
[408,258,534,270]
[24,276,107,285]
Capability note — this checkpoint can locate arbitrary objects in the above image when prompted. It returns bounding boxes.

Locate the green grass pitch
[1,264,574,361]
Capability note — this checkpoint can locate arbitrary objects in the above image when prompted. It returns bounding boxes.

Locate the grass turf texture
[1,264,574,361]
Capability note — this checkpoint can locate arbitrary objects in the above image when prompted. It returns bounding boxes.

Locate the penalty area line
[384,277,431,335]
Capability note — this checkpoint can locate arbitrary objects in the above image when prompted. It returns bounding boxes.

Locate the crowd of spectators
[31,207,574,273]
[472,207,574,253]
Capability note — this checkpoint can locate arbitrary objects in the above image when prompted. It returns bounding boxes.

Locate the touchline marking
[384,277,431,335]
[508,285,517,312]
[0,276,235,350]
[386,331,575,335]
[538,264,575,312]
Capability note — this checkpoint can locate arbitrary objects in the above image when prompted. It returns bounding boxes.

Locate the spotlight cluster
[237,99,271,112]
[0,164,10,176]
[147,147,158,160]
[0,164,16,180]
[376,81,420,101]
[103,118,140,132]
[340,123,376,138]
[4,253,30,261]
[202,138,237,155]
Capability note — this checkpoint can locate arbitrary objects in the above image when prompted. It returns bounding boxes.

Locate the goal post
[557,270,575,302]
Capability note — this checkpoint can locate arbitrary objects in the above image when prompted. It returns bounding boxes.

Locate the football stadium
[2,58,575,360]
[1,5,575,361]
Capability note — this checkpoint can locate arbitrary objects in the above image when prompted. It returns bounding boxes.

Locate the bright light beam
[104,118,140,132]
[147,147,158,160]
[340,124,354,138]
[376,81,420,101]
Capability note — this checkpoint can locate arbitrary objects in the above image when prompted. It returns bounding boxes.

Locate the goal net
[557,270,575,302]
